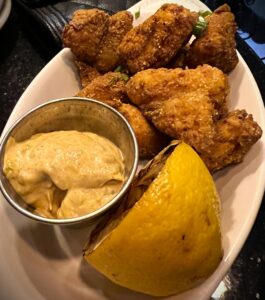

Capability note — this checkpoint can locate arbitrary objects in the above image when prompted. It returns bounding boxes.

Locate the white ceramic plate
[0,0,265,299]
[0,0,11,30]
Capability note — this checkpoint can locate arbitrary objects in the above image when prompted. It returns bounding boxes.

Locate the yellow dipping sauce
[3,131,125,219]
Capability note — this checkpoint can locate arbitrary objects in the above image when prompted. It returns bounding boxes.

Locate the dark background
[0,0,264,299]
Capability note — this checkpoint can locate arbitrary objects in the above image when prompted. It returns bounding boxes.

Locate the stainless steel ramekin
[0,97,138,225]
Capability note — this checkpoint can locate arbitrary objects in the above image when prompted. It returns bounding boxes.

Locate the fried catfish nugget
[187,4,238,73]
[117,104,169,158]
[95,11,133,72]
[75,60,100,88]
[201,110,262,172]
[127,65,262,172]
[77,73,168,158]
[127,65,229,119]
[118,4,198,73]
[77,72,127,108]
[63,9,109,63]
[63,9,133,72]
[127,66,227,154]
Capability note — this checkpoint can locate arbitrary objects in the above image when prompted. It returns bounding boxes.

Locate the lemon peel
[84,141,222,296]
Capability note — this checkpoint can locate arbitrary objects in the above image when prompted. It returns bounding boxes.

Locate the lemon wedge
[84,141,222,296]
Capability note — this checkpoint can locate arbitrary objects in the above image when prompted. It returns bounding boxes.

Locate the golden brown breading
[127,65,229,119]
[117,104,169,159]
[63,9,109,63]
[75,60,101,88]
[127,65,262,172]
[63,10,133,72]
[200,110,262,172]
[118,4,198,73]
[77,72,127,108]
[95,11,133,72]
[187,4,238,73]
[77,72,168,158]
[140,92,216,154]
[126,65,229,153]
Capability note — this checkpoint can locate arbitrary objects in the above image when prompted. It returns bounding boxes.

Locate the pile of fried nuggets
[63,3,262,173]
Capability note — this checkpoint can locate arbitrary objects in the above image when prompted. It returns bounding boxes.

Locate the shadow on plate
[16,222,69,260]
[4,200,94,260]
[214,141,263,252]
[214,141,263,202]
[16,222,94,259]
[79,259,160,300]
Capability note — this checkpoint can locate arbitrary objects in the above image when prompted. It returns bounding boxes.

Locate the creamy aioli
[4,131,125,218]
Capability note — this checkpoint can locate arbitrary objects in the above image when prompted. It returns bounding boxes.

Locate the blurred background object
[203,0,265,63]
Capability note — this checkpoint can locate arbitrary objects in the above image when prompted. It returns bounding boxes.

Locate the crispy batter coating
[77,72,127,108]
[201,110,262,172]
[77,73,167,158]
[127,65,262,172]
[95,11,133,72]
[63,9,133,72]
[63,9,109,63]
[117,104,169,158]
[140,92,216,154]
[127,66,225,155]
[187,4,238,73]
[127,65,229,118]
[118,4,198,73]
[75,60,100,88]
